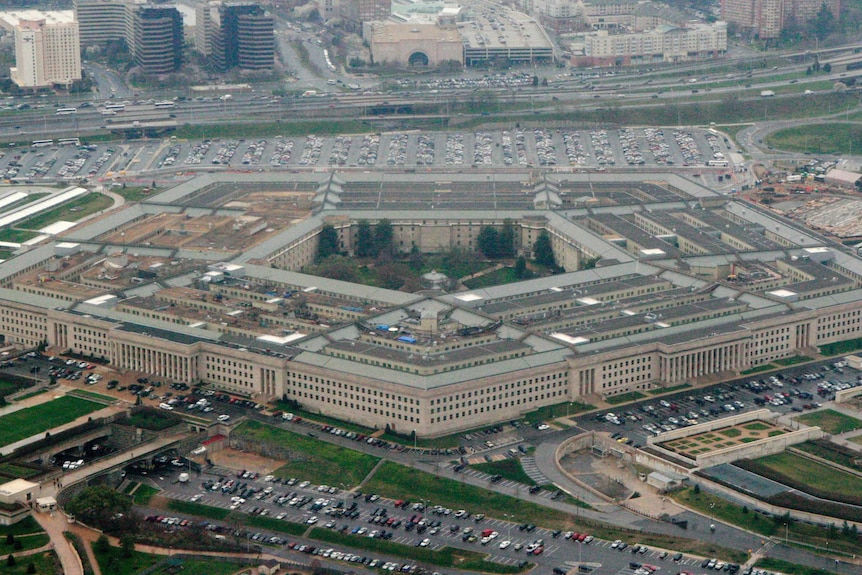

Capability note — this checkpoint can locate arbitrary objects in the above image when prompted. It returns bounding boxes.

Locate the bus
[31,140,54,148]
[57,138,81,147]
[154,101,175,109]
[55,108,77,115]
[104,103,125,112]
[707,160,728,167]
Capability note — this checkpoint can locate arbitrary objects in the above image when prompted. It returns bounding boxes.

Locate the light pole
[503,513,513,541]
[784,522,788,545]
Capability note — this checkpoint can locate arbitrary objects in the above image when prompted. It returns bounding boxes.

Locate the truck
[760,90,775,97]
[178,472,189,483]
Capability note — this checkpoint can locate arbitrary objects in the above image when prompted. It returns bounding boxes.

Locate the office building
[342,0,392,33]
[2,170,862,437]
[130,5,183,74]
[196,2,274,70]
[1,11,82,89]
[73,0,137,48]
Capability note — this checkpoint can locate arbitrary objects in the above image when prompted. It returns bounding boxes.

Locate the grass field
[93,544,160,575]
[0,396,102,447]
[21,193,113,231]
[648,384,691,396]
[233,420,380,487]
[740,364,776,375]
[463,267,520,289]
[766,124,862,155]
[132,484,160,505]
[520,401,594,423]
[746,451,862,506]
[166,560,255,575]
[244,514,307,536]
[471,459,537,486]
[309,528,526,573]
[0,550,59,575]
[604,391,646,405]
[0,228,38,244]
[166,500,229,521]
[363,461,576,530]
[0,517,43,538]
[68,389,116,404]
[0,533,50,553]
[754,558,840,575]
[0,463,39,479]
[796,409,862,434]
[773,355,812,366]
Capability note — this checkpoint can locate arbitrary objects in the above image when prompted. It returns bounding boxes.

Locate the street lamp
[503,513,514,541]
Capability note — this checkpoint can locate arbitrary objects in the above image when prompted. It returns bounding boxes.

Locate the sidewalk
[32,511,83,575]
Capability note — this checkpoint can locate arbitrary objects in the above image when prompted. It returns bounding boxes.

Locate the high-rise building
[130,5,183,73]
[721,0,839,39]
[196,2,274,71]
[73,0,140,48]
[342,0,391,33]
[6,13,82,89]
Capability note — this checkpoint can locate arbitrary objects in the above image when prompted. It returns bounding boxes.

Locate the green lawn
[244,514,307,536]
[0,396,102,447]
[754,558,840,575]
[520,401,593,422]
[233,420,380,487]
[742,451,862,507]
[92,545,160,575]
[0,517,43,537]
[114,186,154,202]
[0,229,38,244]
[605,391,646,405]
[0,463,39,479]
[648,384,691,396]
[471,459,537,486]
[68,389,116,404]
[796,409,862,434]
[773,355,812,366]
[132,484,160,505]
[20,193,113,231]
[166,500,229,521]
[0,533,50,553]
[0,550,60,575]
[740,364,776,375]
[309,528,527,574]
[170,560,255,575]
[462,267,521,289]
[819,337,862,356]
[766,123,862,155]
[363,461,576,529]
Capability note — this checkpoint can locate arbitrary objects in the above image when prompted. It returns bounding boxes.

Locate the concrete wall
[835,386,862,403]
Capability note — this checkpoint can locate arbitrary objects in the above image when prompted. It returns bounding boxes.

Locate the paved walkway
[32,511,82,575]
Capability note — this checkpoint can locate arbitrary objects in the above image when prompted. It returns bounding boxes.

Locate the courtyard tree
[477,226,502,259]
[500,219,516,258]
[373,219,395,258]
[66,486,133,533]
[355,220,374,258]
[534,231,555,268]
[317,224,340,262]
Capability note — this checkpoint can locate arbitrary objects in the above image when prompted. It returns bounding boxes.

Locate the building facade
[720,0,839,39]
[579,21,727,66]
[130,5,183,74]
[196,2,274,71]
[9,15,81,89]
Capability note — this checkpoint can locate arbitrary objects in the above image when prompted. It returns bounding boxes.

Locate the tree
[94,534,110,554]
[693,484,701,495]
[65,486,133,532]
[534,231,555,268]
[6,555,15,567]
[477,227,501,259]
[26,563,35,574]
[4,534,12,545]
[317,224,340,262]
[373,219,394,258]
[812,3,837,41]
[500,219,516,258]
[355,220,373,258]
[532,75,539,87]
[514,256,528,279]
[120,534,135,558]
[823,62,832,73]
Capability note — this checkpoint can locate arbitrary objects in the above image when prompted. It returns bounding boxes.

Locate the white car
[419,538,431,547]
[499,540,511,549]
[306,516,318,524]
[217,414,230,422]
[190,494,203,502]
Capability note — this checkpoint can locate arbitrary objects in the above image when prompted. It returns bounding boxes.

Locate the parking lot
[577,359,862,448]
[0,127,732,186]
[148,464,726,575]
